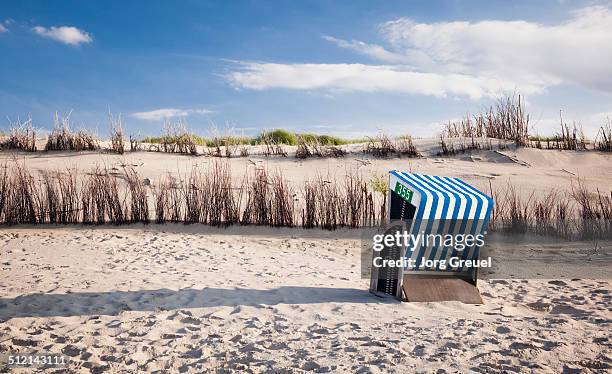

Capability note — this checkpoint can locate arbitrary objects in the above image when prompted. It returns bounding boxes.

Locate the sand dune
[3,142,610,195]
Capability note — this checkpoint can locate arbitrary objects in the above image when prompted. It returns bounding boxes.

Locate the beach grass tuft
[45,112,99,152]
[0,117,37,152]
[594,120,611,152]
[363,133,419,158]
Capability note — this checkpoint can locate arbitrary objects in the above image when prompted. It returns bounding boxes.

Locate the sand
[0,226,610,373]
[0,142,610,372]
[2,140,611,195]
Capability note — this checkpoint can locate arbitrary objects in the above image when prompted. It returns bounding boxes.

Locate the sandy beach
[0,146,610,373]
[0,225,610,373]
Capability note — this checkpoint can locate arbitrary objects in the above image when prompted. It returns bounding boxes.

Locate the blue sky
[1,0,611,138]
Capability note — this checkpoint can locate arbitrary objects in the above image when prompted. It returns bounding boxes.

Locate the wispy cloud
[0,19,12,33]
[229,5,612,99]
[227,62,541,100]
[322,35,408,64]
[32,25,92,46]
[131,108,213,121]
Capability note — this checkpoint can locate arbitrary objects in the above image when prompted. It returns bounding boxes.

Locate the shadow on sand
[0,286,394,320]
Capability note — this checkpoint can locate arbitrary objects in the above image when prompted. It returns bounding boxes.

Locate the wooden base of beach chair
[401,274,483,304]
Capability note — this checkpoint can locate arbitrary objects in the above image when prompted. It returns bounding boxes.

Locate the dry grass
[301,172,377,229]
[239,145,249,157]
[437,135,485,156]
[204,162,241,225]
[311,142,345,158]
[443,95,594,152]
[594,120,611,152]
[301,180,317,229]
[0,164,8,222]
[0,117,37,152]
[296,136,346,159]
[156,162,241,225]
[314,175,342,230]
[483,94,530,146]
[130,135,143,152]
[394,135,419,157]
[531,114,587,151]
[364,134,395,158]
[181,168,205,224]
[490,179,611,239]
[260,132,288,157]
[124,167,149,223]
[224,136,244,158]
[0,162,148,225]
[296,137,313,159]
[1,162,40,224]
[0,162,392,228]
[81,167,126,224]
[109,113,125,154]
[45,112,99,152]
[205,135,248,158]
[344,172,376,228]
[242,169,295,226]
[157,122,198,155]
[364,133,419,158]
[571,179,612,239]
[39,169,80,224]
[559,121,586,150]
[155,173,183,223]
[153,163,377,229]
[443,94,530,146]
[205,131,223,157]
[0,161,608,239]
[241,169,271,225]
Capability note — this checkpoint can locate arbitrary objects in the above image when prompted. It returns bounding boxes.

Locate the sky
[1,0,611,139]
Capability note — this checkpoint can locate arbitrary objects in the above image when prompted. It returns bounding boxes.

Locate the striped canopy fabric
[389,171,494,272]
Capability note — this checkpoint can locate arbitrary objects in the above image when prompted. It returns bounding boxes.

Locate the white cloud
[131,108,213,121]
[322,35,408,64]
[228,62,541,100]
[32,26,92,46]
[229,6,612,99]
[0,25,6,33]
[376,5,612,93]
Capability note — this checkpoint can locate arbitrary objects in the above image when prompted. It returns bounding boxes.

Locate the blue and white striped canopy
[389,171,493,272]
